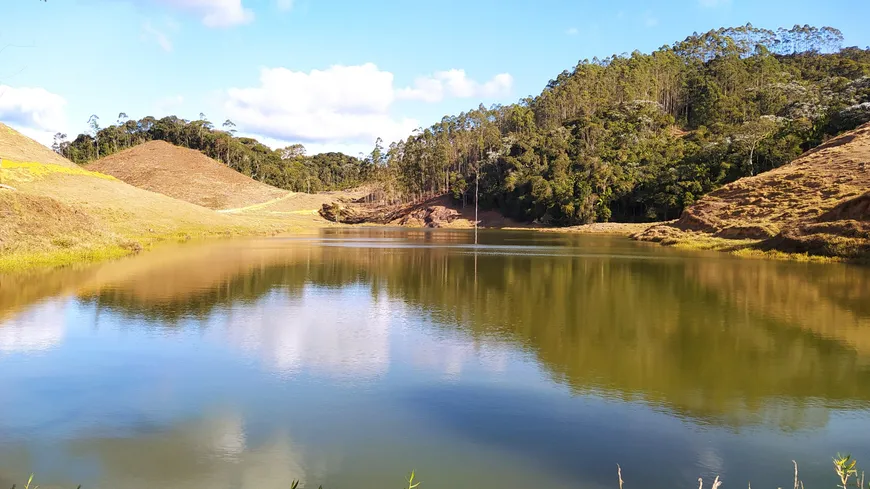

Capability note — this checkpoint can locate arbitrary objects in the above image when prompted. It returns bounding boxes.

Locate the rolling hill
[637,122,870,259]
[0,123,79,169]
[86,140,289,210]
[0,125,301,271]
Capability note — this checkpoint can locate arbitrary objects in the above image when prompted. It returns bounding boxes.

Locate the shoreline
[0,221,325,274]
[2,218,864,275]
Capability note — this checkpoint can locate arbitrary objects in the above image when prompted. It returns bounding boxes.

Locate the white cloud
[566,27,579,36]
[397,69,514,103]
[0,84,68,143]
[142,20,173,51]
[225,64,514,147]
[276,0,293,11]
[148,0,254,27]
[699,0,732,6]
[225,63,419,146]
[11,126,56,147]
[253,134,372,157]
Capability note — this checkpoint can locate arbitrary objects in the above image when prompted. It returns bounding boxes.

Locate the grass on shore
[0,246,132,273]
[0,156,334,273]
[0,220,324,274]
[631,225,864,264]
[8,456,869,489]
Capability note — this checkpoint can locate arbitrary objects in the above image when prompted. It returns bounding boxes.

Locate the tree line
[378,24,870,223]
[55,24,870,221]
[53,114,374,193]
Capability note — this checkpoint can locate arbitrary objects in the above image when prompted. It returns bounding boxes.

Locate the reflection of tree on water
[63,235,870,428]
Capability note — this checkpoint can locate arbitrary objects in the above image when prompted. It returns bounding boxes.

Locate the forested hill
[54,116,373,193]
[57,25,870,224]
[381,25,870,224]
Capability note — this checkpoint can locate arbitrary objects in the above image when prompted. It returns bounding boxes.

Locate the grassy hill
[86,141,289,210]
[637,122,870,260]
[0,123,79,169]
[0,125,334,272]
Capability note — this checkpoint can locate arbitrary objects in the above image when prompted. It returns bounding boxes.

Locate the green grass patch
[0,159,116,181]
[0,245,133,273]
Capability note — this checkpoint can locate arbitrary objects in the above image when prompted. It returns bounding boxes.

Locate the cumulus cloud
[254,134,372,159]
[147,0,254,27]
[397,69,513,103]
[0,84,68,145]
[225,64,514,146]
[225,63,419,145]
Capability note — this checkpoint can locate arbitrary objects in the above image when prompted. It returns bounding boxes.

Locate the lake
[1,228,869,489]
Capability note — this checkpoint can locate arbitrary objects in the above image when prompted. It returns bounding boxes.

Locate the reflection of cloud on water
[193,412,247,461]
[218,286,392,380]
[212,284,516,382]
[0,300,67,353]
[62,411,310,489]
[409,333,511,380]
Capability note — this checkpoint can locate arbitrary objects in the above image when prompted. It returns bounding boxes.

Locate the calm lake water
[2,228,870,489]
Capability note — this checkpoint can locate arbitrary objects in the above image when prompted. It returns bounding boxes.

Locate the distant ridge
[87,141,288,210]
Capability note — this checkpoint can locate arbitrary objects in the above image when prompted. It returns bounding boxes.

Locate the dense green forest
[58,24,870,223]
[53,116,373,192]
[381,24,870,223]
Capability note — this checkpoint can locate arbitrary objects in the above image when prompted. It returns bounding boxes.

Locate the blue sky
[1,0,868,156]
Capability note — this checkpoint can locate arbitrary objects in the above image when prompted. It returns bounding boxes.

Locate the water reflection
[1,229,869,489]
[218,287,392,379]
[3,231,869,428]
[66,412,308,489]
[0,300,66,352]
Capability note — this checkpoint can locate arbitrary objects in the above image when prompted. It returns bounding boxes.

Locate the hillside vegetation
[55,116,374,193]
[87,141,288,210]
[637,122,870,259]
[59,25,870,230]
[0,124,338,271]
[375,25,870,225]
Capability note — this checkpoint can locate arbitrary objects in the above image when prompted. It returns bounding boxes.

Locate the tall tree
[87,114,100,159]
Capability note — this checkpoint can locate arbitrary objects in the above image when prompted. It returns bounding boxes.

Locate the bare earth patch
[320,195,531,229]
[86,141,288,210]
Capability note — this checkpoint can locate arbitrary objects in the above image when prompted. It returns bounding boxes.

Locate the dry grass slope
[637,122,870,260]
[0,122,79,169]
[86,140,288,210]
[0,126,327,272]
